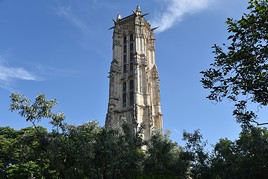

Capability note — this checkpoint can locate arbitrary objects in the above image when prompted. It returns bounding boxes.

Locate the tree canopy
[201,0,268,126]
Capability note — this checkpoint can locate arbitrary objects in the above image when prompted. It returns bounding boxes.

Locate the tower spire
[135,5,141,15]
[136,5,141,12]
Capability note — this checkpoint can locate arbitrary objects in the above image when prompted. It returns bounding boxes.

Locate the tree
[143,132,189,179]
[10,93,65,132]
[93,123,144,179]
[0,126,59,178]
[0,127,18,178]
[182,130,211,179]
[46,121,101,178]
[8,93,66,178]
[201,0,268,126]
[210,127,268,179]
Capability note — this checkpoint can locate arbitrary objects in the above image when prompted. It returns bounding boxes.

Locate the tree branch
[251,119,268,126]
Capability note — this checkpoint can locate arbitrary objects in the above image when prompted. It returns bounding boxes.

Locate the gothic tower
[106,6,163,140]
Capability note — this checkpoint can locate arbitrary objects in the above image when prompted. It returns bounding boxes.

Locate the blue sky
[0,0,251,145]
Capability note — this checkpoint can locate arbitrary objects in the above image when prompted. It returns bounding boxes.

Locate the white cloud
[35,65,80,78]
[0,54,38,88]
[57,6,90,35]
[151,0,215,32]
[0,65,37,81]
[55,4,108,59]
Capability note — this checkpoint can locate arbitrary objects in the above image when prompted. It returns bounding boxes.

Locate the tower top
[136,5,141,12]
[109,5,152,31]
[135,5,141,15]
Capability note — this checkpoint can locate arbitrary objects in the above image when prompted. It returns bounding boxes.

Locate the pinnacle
[116,14,122,20]
[136,5,141,12]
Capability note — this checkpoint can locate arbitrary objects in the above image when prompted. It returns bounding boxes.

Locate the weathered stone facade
[106,6,163,140]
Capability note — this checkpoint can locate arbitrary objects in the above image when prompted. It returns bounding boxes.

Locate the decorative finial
[136,5,141,12]
[116,14,122,21]
[134,5,141,15]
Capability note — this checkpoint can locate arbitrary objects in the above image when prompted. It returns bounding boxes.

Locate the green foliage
[0,126,59,178]
[201,0,268,126]
[92,123,145,178]
[2,92,268,178]
[180,127,268,179]
[6,161,42,179]
[10,93,65,131]
[211,127,268,179]
[143,132,189,178]
[182,130,211,179]
[46,122,101,178]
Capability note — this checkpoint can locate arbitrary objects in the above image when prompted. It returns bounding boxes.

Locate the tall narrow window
[124,35,127,44]
[123,54,127,73]
[130,52,134,62]
[123,82,126,91]
[130,63,133,72]
[124,45,127,53]
[123,36,127,72]
[129,80,134,90]
[130,43,134,52]
[129,91,134,106]
[129,80,134,106]
[124,54,127,63]
[129,52,134,72]
[130,34,134,42]
[123,82,127,107]
[123,64,127,73]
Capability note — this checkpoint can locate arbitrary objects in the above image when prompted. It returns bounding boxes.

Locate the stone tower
[106,6,163,140]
